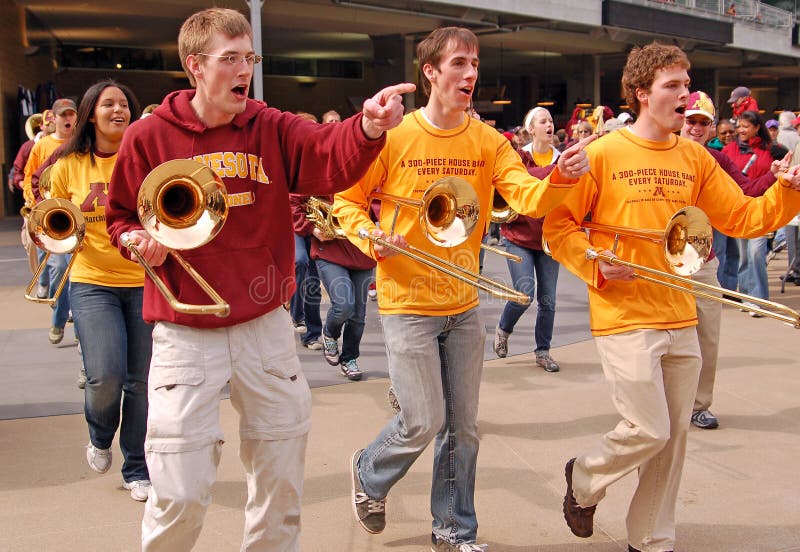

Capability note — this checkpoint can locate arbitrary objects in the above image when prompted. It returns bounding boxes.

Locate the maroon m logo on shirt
[80,182,107,212]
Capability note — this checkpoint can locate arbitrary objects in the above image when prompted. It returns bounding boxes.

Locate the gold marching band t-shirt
[543,128,800,336]
[334,110,575,316]
[49,152,144,287]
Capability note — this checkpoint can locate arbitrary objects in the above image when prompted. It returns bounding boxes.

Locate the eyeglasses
[577,129,592,134]
[718,130,735,135]
[196,53,263,66]
[685,118,712,127]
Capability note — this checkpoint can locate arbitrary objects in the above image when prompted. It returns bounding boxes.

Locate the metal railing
[642,0,793,27]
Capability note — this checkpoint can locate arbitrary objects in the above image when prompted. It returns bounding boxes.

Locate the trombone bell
[138,159,228,250]
[24,198,85,305]
[418,177,479,247]
[664,206,712,276]
[127,159,230,317]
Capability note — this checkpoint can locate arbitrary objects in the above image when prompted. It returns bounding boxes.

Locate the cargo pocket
[262,350,302,380]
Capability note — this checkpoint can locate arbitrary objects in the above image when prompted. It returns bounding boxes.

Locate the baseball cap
[602,118,625,133]
[52,98,77,116]
[766,119,779,129]
[727,86,750,104]
[685,91,716,121]
[618,112,633,124]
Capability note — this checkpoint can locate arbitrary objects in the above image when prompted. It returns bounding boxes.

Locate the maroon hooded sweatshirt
[106,90,384,328]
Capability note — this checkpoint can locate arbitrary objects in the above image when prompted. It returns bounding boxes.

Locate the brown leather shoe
[563,458,596,538]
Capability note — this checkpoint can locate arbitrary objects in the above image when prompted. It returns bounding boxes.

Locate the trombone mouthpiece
[120,232,132,247]
[358,229,369,239]
[586,249,599,260]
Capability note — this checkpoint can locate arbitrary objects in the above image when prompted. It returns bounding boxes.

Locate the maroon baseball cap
[52,98,77,116]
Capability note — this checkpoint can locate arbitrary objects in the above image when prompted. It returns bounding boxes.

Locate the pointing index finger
[574,134,598,150]
[375,83,416,104]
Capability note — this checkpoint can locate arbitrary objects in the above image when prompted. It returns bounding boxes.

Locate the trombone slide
[358,229,531,305]
[121,233,230,317]
[586,249,800,328]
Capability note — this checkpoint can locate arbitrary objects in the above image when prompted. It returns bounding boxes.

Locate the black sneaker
[350,449,385,534]
[387,386,401,414]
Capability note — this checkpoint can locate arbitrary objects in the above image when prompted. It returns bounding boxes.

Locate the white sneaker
[123,479,151,502]
[36,283,48,299]
[77,367,86,389]
[86,443,112,474]
[741,301,764,318]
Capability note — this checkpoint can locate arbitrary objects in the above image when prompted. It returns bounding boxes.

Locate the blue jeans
[289,234,322,344]
[713,229,739,292]
[48,253,71,329]
[498,242,559,352]
[357,307,484,544]
[737,236,768,299]
[785,225,800,274]
[70,283,153,482]
[36,248,50,288]
[315,259,372,363]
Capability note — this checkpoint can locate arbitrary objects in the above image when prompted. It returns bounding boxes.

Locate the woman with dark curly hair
[48,79,152,501]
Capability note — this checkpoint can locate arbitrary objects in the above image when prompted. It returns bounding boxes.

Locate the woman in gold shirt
[48,80,152,502]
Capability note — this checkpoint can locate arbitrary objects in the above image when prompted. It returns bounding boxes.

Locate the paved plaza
[0,216,798,551]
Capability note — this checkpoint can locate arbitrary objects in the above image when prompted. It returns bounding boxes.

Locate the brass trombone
[121,159,230,317]
[361,177,531,305]
[580,206,799,328]
[24,198,85,305]
[39,165,54,199]
[305,196,346,240]
[490,191,518,224]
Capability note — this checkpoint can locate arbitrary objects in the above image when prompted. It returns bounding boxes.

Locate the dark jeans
[713,229,739,292]
[289,234,322,343]
[498,242,559,352]
[70,282,152,482]
[315,259,372,363]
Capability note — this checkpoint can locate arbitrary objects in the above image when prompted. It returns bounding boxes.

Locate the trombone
[579,206,800,328]
[121,159,230,317]
[361,177,531,305]
[24,198,85,305]
[484,191,522,263]
[305,196,347,240]
[39,165,54,199]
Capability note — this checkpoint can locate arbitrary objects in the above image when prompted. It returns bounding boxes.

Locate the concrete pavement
[0,216,799,551]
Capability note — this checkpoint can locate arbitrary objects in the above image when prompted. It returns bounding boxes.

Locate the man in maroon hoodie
[105,7,412,551]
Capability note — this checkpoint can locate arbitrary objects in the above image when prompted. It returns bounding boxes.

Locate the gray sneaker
[340,359,363,381]
[493,326,509,358]
[351,449,385,534]
[535,350,560,372]
[49,326,64,345]
[431,534,488,552]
